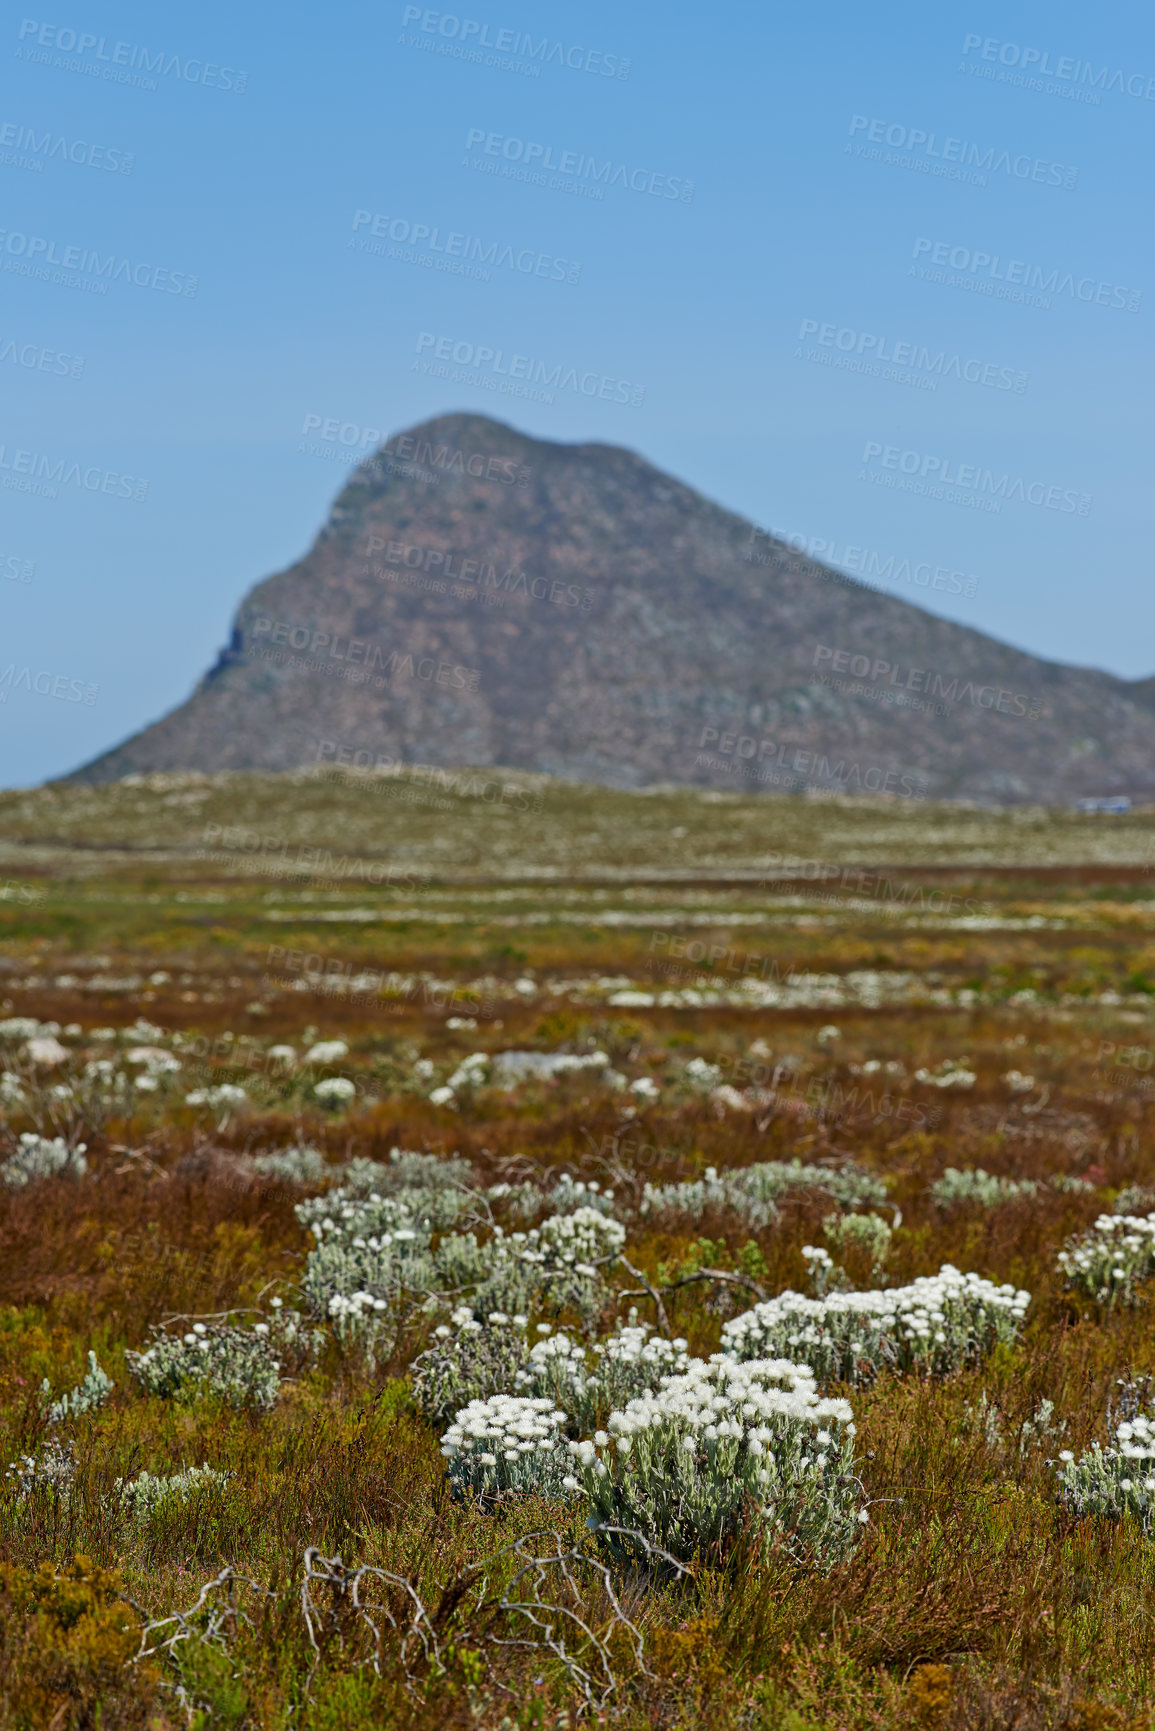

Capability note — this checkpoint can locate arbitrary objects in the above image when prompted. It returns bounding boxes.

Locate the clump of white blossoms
[640,1159,887,1230]
[547,1173,618,1217]
[314,1077,356,1105]
[1058,1213,1155,1307]
[441,1394,572,1500]
[1054,1385,1155,1532]
[7,1437,77,1503]
[248,1145,330,1186]
[412,1307,530,1426]
[516,1318,691,1429]
[296,1188,437,1363]
[521,1207,626,1315]
[42,1351,113,1424]
[1,1134,87,1188]
[931,1168,1040,1208]
[185,1083,247,1110]
[430,1052,489,1107]
[682,1057,722,1093]
[117,1464,231,1525]
[566,1355,863,1569]
[720,1267,1030,1387]
[304,1040,349,1064]
[914,1060,976,1089]
[125,1320,282,1411]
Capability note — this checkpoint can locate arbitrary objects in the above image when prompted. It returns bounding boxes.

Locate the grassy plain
[2,771,1155,1729]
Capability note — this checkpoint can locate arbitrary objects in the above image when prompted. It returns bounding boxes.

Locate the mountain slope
[70,412,1154,803]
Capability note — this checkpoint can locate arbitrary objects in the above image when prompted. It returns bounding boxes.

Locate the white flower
[23,1036,69,1067]
[305,1040,349,1064]
[314,1077,355,1103]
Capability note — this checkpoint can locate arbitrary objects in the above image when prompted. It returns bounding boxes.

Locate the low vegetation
[2,778,1155,1726]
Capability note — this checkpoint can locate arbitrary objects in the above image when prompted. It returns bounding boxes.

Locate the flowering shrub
[640,1160,887,1228]
[0,1017,44,1040]
[430,1052,490,1107]
[0,1071,26,1105]
[547,1174,618,1217]
[683,1057,723,1092]
[931,1167,1040,1207]
[515,1329,592,1411]
[43,1351,113,1424]
[296,1190,438,1364]
[566,1355,863,1569]
[490,1050,610,1089]
[720,1267,1030,1386]
[1054,1387,1155,1531]
[534,1206,626,1266]
[6,1437,77,1502]
[304,1040,348,1064]
[314,1077,356,1105]
[249,1144,330,1185]
[411,1307,530,1426]
[516,1319,691,1429]
[1,1134,87,1188]
[520,1207,626,1316]
[184,1083,247,1110]
[441,1395,572,1500]
[1113,1186,1155,1216]
[125,1320,281,1411]
[915,1060,976,1089]
[117,1464,231,1525]
[263,1298,326,1375]
[1057,1213,1155,1307]
[821,1211,892,1277]
[486,1179,545,1223]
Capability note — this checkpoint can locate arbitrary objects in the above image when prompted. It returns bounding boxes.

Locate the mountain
[69,412,1155,804]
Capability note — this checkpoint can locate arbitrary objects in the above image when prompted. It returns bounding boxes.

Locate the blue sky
[2,0,1152,785]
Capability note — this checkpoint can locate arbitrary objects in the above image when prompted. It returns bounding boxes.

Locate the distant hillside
[69,412,1155,804]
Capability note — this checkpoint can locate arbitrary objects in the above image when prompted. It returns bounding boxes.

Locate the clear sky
[2,0,1152,786]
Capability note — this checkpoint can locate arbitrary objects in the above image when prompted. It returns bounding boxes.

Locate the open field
[4,775,1155,1728]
